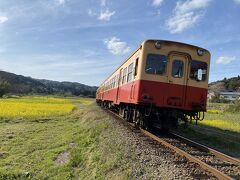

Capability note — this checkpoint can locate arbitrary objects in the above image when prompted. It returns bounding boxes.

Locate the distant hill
[0,71,97,97]
[209,76,240,94]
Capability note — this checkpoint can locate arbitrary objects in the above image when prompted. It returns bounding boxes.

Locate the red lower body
[96,80,207,112]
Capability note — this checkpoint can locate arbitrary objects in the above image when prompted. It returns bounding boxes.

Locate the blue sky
[0,0,239,86]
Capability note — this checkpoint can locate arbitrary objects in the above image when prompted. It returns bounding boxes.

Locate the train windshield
[172,60,184,78]
[145,54,167,75]
[190,60,208,81]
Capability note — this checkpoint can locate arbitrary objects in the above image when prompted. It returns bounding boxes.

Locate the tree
[0,80,10,97]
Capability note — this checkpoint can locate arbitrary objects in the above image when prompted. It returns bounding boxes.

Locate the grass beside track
[180,102,240,158]
[201,102,240,133]
[0,97,132,179]
[0,97,239,178]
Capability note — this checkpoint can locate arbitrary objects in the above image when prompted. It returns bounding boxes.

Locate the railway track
[103,108,240,180]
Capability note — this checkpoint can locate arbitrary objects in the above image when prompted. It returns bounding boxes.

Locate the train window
[119,70,123,85]
[115,75,118,87]
[172,60,184,78]
[117,74,119,86]
[113,76,116,88]
[190,60,207,81]
[145,54,167,75]
[127,63,133,82]
[122,67,127,84]
[134,58,139,77]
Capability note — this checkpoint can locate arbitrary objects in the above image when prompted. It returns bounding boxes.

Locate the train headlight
[197,49,204,56]
[155,41,161,49]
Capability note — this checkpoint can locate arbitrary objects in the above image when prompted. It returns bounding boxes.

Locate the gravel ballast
[100,108,216,179]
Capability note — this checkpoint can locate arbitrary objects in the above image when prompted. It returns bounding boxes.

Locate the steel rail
[170,131,240,166]
[102,107,236,180]
[141,129,232,180]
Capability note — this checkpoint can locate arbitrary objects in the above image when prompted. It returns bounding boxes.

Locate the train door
[166,53,188,107]
[116,68,123,103]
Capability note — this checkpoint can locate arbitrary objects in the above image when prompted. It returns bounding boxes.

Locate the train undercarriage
[96,100,204,130]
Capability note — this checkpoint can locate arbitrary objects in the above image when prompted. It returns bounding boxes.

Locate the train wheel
[119,106,124,118]
[123,108,128,121]
[141,116,150,130]
[132,110,140,128]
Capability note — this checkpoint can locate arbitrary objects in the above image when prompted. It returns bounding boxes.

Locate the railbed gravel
[104,111,217,179]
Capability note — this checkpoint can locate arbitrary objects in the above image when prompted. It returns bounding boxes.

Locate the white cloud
[98,9,115,21]
[234,0,240,4]
[152,0,164,7]
[216,56,236,64]
[56,0,65,5]
[166,0,211,33]
[0,16,8,24]
[104,37,130,55]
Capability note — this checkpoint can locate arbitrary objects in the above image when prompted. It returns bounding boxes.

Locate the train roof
[142,39,210,54]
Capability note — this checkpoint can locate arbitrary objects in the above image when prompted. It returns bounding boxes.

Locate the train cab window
[190,60,208,81]
[172,60,184,78]
[145,54,167,75]
[127,63,133,82]
[122,67,127,84]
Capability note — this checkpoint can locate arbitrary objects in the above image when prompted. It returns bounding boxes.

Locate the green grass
[201,113,240,133]
[0,96,132,179]
[178,124,240,157]
[180,102,240,157]
[200,102,240,133]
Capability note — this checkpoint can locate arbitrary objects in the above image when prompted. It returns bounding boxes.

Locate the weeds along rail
[101,107,240,180]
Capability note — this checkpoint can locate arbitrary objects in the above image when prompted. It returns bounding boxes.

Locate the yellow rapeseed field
[201,103,240,133]
[0,96,75,118]
[199,119,240,133]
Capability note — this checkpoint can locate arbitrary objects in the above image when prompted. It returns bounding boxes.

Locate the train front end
[137,40,210,122]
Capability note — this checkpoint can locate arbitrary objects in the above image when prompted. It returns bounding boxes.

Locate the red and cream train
[96,40,210,129]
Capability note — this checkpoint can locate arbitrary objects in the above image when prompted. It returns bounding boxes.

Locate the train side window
[172,60,184,78]
[122,67,127,84]
[127,63,133,82]
[145,54,167,75]
[119,72,122,85]
[134,58,139,77]
[190,60,208,81]
[117,74,119,86]
[113,76,116,88]
[115,74,118,87]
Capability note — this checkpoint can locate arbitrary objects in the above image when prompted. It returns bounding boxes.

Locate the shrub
[226,100,240,113]
[210,96,231,103]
